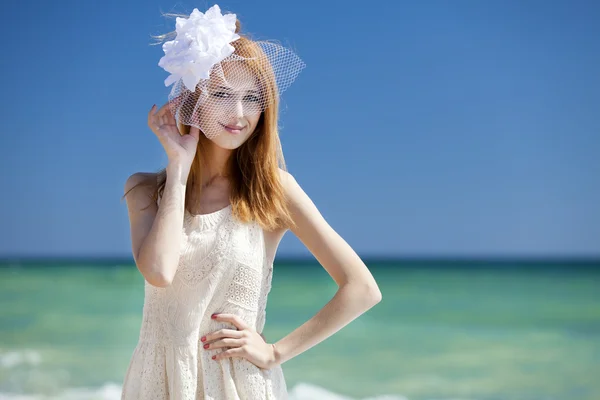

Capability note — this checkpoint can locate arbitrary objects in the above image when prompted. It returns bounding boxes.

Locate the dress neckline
[184,204,232,231]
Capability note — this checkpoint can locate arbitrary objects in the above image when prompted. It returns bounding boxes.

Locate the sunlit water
[1,259,599,400]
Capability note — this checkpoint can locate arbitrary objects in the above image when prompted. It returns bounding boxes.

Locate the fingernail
[203,344,209,349]
[212,355,216,360]
[211,314,217,319]
[200,336,206,342]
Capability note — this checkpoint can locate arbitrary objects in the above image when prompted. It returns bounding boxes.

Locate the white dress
[121,202,287,399]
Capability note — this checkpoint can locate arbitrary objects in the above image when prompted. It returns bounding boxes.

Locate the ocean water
[0,259,599,400]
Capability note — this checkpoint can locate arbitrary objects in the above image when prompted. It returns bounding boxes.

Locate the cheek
[248,113,261,129]
[200,105,226,123]
[215,108,230,123]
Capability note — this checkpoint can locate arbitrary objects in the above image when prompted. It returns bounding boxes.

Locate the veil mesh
[165,40,305,139]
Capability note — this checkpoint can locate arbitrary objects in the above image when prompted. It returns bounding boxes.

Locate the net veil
[158,5,306,139]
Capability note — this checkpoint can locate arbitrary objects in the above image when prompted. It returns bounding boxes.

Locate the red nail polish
[211,314,217,319]
[212,355,216,360]
[200,336,206,342]
[203,344,209,349]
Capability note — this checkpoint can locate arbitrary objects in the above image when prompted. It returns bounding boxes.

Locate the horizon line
[1,253,599,264]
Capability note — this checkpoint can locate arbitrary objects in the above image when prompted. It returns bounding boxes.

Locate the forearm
[272,282,381,365]
[136,164,187,286]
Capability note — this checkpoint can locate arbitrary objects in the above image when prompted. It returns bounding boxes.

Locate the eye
[212,92,231,99]
[244,94,260,103]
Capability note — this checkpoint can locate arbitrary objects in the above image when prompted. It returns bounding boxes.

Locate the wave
[0,382,408,400]
[289,383,408,400]
[0,350,41,369]
[0,383,122,400]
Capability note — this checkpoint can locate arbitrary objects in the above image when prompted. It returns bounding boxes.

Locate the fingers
[212,313,249,331]
[155,102,172,117]
[201,329,243,343]
[147,104,157,124]
[147,106,163,134]
[203,338,245,350]
[189,126,200,140]
[148,104,179,136]
[213,347,245,361]
[147,103,172,132]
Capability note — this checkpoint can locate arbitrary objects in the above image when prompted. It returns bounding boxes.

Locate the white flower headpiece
[158,4,240,92]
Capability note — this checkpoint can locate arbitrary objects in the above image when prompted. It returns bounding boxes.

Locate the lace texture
[121,203,285,399]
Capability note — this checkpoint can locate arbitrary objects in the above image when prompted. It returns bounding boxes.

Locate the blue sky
[1,0,598,258]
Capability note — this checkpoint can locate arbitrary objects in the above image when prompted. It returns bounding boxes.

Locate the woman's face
[199,64,263,150]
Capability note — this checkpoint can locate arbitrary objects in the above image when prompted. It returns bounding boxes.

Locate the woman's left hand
[202,313,279,370]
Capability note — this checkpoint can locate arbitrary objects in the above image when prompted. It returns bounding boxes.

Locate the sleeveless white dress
[121,202,287,399]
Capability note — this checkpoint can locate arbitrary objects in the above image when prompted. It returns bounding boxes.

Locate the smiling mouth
[220,123,246,134]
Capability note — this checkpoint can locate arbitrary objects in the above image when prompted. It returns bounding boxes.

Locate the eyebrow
[216,85,259,94]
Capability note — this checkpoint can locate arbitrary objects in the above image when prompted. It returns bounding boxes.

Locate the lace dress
[121,203,287,399]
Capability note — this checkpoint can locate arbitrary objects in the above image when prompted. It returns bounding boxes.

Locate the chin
[210,135,250,150]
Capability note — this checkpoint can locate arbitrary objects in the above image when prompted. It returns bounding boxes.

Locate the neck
[200,142,234,187]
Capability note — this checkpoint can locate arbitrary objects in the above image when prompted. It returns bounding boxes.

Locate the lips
[220,123,246,134]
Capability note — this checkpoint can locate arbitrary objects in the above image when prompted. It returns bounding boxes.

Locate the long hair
[124,17,294,231]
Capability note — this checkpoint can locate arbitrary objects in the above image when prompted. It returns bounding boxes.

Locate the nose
[234,100,244,117]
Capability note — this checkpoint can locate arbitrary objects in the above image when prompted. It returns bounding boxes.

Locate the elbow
[366,284,382,306]
[146,270,174,288]
[136,257,175,288]
[355,278,382,307]
[344,281,382,308]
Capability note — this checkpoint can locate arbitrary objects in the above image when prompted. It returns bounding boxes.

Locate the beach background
[1,258,599,400]
[1,0,599,399]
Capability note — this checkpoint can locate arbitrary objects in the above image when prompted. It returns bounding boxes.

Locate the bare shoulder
[277,168,300,200]
[124,172,158,212]
[275,167,329,235]
[277,168,314,213]
[277,168,294,183]
[264,168,298,237]
[125,172,157,194]
[277,168,310,221]
[124,172,160,266]
[262,169,299,261]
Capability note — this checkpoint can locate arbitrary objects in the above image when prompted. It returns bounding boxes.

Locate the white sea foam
[289,382,408,400]
[0,350,410,400]
[0,383,121,400]
[0,350,41,369]
[0,382,411,400]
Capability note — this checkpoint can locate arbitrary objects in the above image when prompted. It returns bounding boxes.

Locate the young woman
[121,5,381,399]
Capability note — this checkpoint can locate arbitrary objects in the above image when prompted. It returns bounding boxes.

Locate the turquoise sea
[1,259,599,400]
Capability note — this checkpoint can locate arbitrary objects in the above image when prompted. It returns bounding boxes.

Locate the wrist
[166,163,189,186]
[269,343,284,368]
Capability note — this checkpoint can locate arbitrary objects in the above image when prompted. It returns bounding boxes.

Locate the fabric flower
[158,5,240,92]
